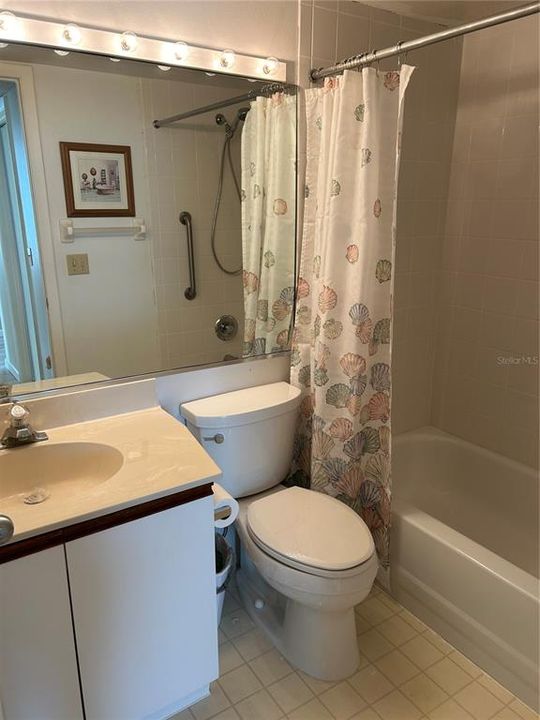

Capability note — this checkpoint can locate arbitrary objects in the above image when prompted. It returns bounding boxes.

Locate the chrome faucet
[0,402,48,449]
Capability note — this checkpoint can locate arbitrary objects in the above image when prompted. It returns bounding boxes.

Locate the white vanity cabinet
[0,494,218,720]
[66,495,218,720]
[0,546,84,720]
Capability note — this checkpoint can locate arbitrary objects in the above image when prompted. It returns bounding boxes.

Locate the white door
[0,547,84,720]
[66,498,218,720]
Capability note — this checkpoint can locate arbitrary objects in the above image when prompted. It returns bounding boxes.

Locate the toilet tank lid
[180,382,302,429]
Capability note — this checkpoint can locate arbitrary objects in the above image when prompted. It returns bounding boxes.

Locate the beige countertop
[0,407,221,545]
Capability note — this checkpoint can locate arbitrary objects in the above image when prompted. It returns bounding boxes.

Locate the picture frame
[59,142,135,217]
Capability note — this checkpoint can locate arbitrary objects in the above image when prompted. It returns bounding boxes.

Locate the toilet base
[236,559,360,681]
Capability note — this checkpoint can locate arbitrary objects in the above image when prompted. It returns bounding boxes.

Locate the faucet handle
[9,403,29,424]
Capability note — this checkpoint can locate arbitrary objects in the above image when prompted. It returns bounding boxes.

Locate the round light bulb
[205,72,216,77]
[173,41,188,61]
[0,11,17,35]
[62,23,81,45]
[0,42,8,49]
[109,57,121,63]
[262,56,278,75]
[220,49,235,69]
[158,65,171,71]
[119,31,137,53]
[54,49,70,56]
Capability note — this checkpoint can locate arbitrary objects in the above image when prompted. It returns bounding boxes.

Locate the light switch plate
[66,253,89,275]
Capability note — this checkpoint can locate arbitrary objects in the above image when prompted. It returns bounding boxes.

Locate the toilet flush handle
[203,433,224,444]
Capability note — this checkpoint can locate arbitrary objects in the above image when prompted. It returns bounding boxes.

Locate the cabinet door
[0,546,84,720]
[66,496,218,720]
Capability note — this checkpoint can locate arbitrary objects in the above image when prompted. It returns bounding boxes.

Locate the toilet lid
[247,487,375,571]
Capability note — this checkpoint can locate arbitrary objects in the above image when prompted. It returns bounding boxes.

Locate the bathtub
[391,427,539,710]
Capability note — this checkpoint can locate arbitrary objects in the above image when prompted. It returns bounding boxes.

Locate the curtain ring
[371,49,379,76]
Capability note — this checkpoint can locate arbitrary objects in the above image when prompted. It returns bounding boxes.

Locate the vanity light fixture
[0,13,286,81]
[205,72,216,77]
[219,49,236,69]
[0,10,17,35]
[0,42,7,49]
[158,65,171,71]
[54,49,70,56]
[262,56,278,75]
[119,30,138,53]
[173,41,189,61]
[62,23,81,45]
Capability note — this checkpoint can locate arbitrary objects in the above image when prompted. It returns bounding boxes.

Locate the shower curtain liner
[241,92,296,356]
[290,67,414,568]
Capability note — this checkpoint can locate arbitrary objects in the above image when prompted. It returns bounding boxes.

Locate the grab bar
[180,211,196,300]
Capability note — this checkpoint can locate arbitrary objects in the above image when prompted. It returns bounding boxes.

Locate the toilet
[181,381,378,681]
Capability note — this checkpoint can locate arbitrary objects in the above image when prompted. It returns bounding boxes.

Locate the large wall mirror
[0,41,296,396]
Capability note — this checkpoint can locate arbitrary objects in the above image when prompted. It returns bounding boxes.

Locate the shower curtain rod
[310,1,540,80]
[153,82,294,128]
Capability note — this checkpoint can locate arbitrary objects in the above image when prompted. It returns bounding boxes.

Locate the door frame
[0,62,68,377]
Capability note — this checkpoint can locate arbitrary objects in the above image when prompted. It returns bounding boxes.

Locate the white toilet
[181,381,378,681]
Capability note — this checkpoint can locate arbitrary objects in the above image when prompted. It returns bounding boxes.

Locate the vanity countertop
[0,406,221,548]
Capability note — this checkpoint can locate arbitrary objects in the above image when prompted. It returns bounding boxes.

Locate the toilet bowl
[181,382,378,681]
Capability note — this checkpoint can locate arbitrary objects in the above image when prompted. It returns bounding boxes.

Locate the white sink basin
[0,442,124,503]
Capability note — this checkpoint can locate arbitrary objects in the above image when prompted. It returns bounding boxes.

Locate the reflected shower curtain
[241,93,296,356]
[290,68,413,567]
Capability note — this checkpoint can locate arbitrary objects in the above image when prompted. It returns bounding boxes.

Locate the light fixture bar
[0,14,287,82]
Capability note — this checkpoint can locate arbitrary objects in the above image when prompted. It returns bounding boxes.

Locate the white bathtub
[391,427,539,710]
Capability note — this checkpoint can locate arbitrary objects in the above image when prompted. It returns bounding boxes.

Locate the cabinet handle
[203,433,224,444]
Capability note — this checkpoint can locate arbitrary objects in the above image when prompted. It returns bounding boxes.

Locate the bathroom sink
[0,442,124,503]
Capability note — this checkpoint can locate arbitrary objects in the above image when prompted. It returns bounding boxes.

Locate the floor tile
[250,648,293,685]
[399,609,427,633]
[477,674,515,704]
[268,673,314,714]
[348,664,394,704]
[374,689,423,720]
[287,697,334,720]
[297,670,337,696]
[171,708,195,720]
[401,674,449,714]
[426,657,473,694]
[191,682,231,720]
[220,665,263,704]
[454,681,505,720]
[378,591,403,613]
[356,596,396,626]
[422,629,453,656]
[428,698,475,720]
[492,709,525,720]
[376,649,421,686]
[357,628,394,661]
[400,635,444,670]
[219,642,245,675]
[221,609,256,640]
[350,709,383,720]
[508,699,539,720]
[212,710,241,720]
[378,615,419,646]
[319,681,367,720]
[223,591,241,615]
[235,688,283,720]
[233,628,273,661]
[355,612,373,635]
[448,651,483,679]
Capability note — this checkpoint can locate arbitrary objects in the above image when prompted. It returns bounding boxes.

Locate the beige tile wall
[297,0,462,434]
[432,14,539,468]
[141,77,244,371]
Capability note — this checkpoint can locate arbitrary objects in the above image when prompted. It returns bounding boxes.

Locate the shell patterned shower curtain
[241,93,296,356]
[290,67,414,568]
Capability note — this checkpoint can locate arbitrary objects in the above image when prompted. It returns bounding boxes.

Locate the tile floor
[175,584,538,720]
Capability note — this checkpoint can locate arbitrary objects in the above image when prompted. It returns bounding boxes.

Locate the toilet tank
[180,382,302,498]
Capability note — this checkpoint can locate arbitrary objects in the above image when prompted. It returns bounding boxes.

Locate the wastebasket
[215,531,233,624]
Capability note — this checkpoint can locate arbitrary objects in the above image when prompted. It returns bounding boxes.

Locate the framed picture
[59,142,135,217]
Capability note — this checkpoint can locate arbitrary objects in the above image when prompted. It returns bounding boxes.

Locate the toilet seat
[247,486,375,577]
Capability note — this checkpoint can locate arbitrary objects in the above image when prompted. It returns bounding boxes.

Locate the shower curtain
[241,93,296,356]
[290,67,414,567]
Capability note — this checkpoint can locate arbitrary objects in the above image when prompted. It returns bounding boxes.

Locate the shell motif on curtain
[241,93,296,357]
[289,68,414,568]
